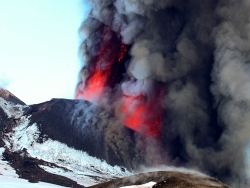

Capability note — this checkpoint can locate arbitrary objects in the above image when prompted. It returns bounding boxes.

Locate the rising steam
[76,0,250,187]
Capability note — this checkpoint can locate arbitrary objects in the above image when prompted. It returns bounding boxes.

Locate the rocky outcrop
[90,171,229,188]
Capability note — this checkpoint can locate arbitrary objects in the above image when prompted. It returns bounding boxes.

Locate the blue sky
[0,0,90,104]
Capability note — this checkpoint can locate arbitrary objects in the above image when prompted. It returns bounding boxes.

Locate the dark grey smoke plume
[77,0,250,187]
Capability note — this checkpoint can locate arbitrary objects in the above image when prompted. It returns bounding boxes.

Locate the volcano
[74,1,250,187]
[0,88,229,187]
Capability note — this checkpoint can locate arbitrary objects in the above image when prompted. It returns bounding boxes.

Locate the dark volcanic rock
[24,98,140,169]
[0,88,26,105]
[89,171,229,188]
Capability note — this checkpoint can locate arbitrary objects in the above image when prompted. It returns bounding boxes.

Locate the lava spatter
[119,83,164,138]
[76,26,128,102]
[76,24,164,138]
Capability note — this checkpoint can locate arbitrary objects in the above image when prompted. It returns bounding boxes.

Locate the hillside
[0,88,229,187]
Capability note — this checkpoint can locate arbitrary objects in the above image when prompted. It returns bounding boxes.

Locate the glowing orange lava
[76,26,163,138]
[76,27,129,103]
[120,92,162,138]
[121,95,146,131]
[81,70,108,101]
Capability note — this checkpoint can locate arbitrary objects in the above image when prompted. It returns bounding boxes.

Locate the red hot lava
[76,25,164,138]
[76,26,127,102]
[120,83,164,138]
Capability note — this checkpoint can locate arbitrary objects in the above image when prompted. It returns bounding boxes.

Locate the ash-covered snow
[0,147,64,188]
[120,182,156,188]
[3,115,132,186]
[0,97,28,118]
[0,147,18,178]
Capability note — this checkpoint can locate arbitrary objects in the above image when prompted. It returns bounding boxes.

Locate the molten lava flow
[76,25,163,138]
[121,94,147,131]
[81,70,108,101]
[76,26,129,102]
[120,86,163,138]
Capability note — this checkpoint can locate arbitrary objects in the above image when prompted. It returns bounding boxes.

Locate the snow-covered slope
[3,115,131,186]
[0,89,230,188]
[0,89,132,187]
[0,147,64,188]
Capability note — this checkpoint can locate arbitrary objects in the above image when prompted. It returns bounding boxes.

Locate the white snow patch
[120,182,156,188]
[0,97,28,118]
[3,116,132,186]
[0,147,5,159]
[0,176,65,188]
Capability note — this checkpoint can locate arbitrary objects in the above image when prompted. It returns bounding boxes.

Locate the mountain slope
[0,89,230,187]
[0,89,131,187]
[89,171,229,188]
[25,98,137,169]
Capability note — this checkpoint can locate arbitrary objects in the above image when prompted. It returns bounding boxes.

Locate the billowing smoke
[76,0,250,187]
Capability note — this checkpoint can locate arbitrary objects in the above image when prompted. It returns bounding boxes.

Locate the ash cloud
[77,0,250,187]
